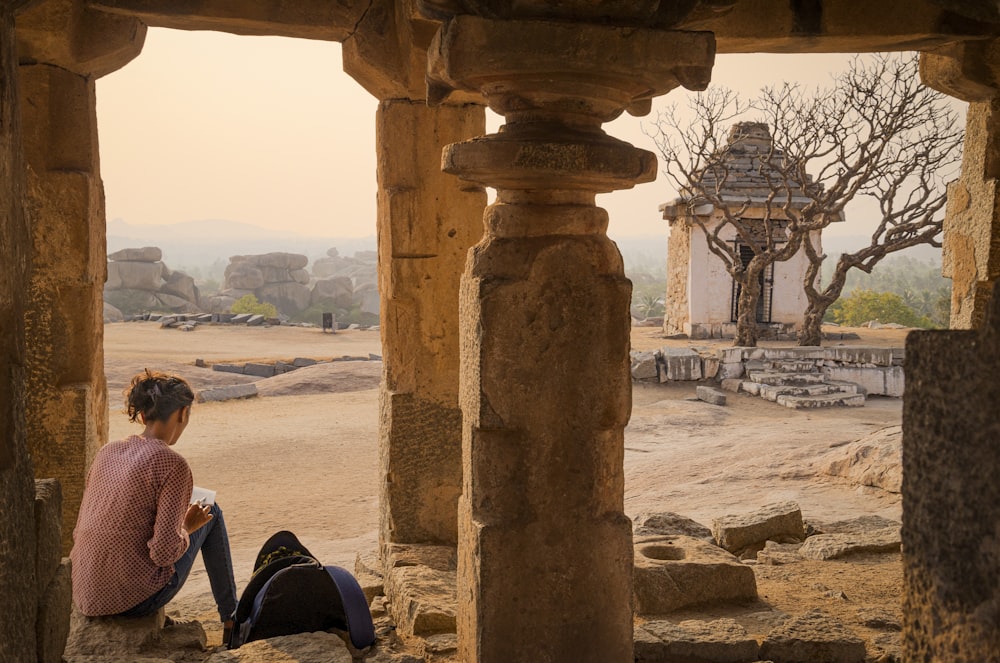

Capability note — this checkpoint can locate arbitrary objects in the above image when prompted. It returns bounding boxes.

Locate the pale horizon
[97,29,968,242]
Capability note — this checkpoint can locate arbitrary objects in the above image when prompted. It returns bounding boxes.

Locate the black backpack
[228,530,376,651]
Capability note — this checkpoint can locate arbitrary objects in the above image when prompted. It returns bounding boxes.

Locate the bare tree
[648,53,962,347]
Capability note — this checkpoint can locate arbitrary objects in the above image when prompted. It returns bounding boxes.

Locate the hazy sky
[96,29,967,241]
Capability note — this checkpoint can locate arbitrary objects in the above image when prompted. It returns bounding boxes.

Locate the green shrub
[826,289,934,328]
[230,294,278,318]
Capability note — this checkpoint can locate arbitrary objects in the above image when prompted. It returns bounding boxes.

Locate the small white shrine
[659,122,840,339]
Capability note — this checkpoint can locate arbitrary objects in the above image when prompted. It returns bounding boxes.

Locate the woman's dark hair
[126,369,195,423]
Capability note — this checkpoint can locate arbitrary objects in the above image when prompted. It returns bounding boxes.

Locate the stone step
[746,370,825,386]
[775,393,866,409]
[767,359,820,373]
[757,383,858,402]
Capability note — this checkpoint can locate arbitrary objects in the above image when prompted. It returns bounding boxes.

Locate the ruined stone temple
[660,122,835,339]
[2,2,1000,662]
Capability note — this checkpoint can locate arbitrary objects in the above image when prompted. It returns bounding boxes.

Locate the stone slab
[712,502,804,554]
[36,558,72,663]
[64,607,164,657]
[776,393,866,409]
[658,347,703,381]
[633,535,757,614]
[822,366,889,396]
[211,363,245,375]
[242,363,275,378]
[632,512,713,540]
[637,618,760,663]
[631,350,659,381]
[696,385,727,405]
[34,479,62,596]
[823,346,894,367]
[384,544,457,637]
[760,609,867,663]
[196,384,258,403]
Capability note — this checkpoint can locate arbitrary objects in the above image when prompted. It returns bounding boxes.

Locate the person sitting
[70,369,237,641]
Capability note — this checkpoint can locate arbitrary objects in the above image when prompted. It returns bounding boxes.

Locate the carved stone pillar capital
[920,39,1000,102]
[16,0,145,78]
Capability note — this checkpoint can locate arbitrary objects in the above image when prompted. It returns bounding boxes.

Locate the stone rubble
[712,502,805,555]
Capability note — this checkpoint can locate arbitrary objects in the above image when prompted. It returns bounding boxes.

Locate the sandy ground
[102,322,908,657]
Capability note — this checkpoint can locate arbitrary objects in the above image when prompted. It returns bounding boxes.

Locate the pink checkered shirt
[70,434,192,616]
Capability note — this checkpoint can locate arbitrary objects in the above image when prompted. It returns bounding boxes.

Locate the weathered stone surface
[107,260,163,291]
[630,350,659,381]
[822,366,897,397]
[712,502,805,554]
[103,301,123,323]
[632,512,713,540]
[257,282,311,313]
[696,385,727,405]
[310,276,353,307]
[225,263,265,290]
[633,535,758,614]
[719,377,743,392]
[717,361,744,380]
[36,558,71,663]
[760,609,867,663]
[211,363,245,374]
[243,363,275,378]
[205,631,353,662]
[196,384,258,403]
[800,516,901,560]
[756,540,804,566]
[34,478,62,595]
[637,618,760,663]
[823,346,894,366]
[107,246,161,263]
[818,426,901,493]
[658,347,703,381]
[64,607,164,657]
[354,551,384,604]
[160,271,197,303]
[246,314,266,326]
[702,355,720,379]
[384,544,457,637]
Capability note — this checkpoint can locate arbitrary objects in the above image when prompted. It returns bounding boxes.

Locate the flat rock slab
[818,426,901,494]
[713,502,804,554]
[633,512,713,541]
[197,383,258,403]
[799,516,901,560]
[633,535,757,614]
[384,545,457,637]
[206,631,353,662]
[760,609,866,663]
[64,608,164,657]
[636,618,760,662]
[696,385,727,405]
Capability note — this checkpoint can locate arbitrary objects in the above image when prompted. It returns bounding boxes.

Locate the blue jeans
[119,502,238,622]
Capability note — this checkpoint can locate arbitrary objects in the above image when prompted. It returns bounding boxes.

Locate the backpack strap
[324,565,376,650]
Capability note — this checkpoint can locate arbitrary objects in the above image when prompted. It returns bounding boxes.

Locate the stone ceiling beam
[17,0,145,78]
[678,0,999,54]
[87,0,369,41]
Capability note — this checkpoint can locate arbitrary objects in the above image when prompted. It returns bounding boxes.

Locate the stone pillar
[15,1,144,553]
[342,0,487,552]
[902,285,1000,659]
[0,3,39,660]
[942,98,1000,328]
[426,16,714,662]
[921,43,1000,329]
[376,99,486,547]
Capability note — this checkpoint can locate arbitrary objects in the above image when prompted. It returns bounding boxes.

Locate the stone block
[633,535,757,614]
[712,502,805,554]
[658,347,702,381]
[717,361,744,380]
[64,606,164,657]
[720,347,750,364]
[211,363,245,375]
[230,313,252,324]
[760,609,867,663]
[630,350,659,381]
[822,366,887,395]
[243,362,275,378]
[702,355,720,379]
[696,386,727,406]
[196,384,258,403]
[884,365,905,397]
[719,378,743,393]
[638,619,760,662]
[800,516,901,560]
[632,512,713,540]
[824,346,894,366]
[292,357,318,367]
[384,545,457,637]
[34,479,62,596]
[201,631,352,662]
[36,558,72,663]
[246,314,266,326]
[354,551,384,604]
[819,426,901,494]
[108,247,161,263]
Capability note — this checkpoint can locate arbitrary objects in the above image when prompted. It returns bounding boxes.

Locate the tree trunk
[734,267,762,347]
[798,305,825,346]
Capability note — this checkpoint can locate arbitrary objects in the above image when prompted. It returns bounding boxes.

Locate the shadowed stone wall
[0,3,39,659]
[902,286,1000,659]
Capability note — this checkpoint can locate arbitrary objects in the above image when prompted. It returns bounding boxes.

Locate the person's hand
[183,502,213,534]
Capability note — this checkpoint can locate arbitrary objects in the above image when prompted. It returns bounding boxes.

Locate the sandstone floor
[102,322,907,659]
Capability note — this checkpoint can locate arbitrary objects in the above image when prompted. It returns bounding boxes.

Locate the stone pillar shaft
[902,286,1000,660]
[943,99,1000,329]
[427,15,715,662]
[19,62,108,554]
[0,6,39,660]
[376,99,485,548]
